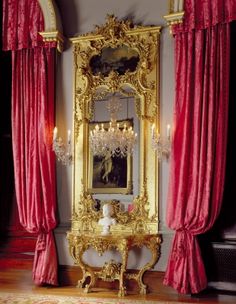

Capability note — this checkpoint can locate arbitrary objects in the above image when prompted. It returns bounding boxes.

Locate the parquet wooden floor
[0,269,235,303]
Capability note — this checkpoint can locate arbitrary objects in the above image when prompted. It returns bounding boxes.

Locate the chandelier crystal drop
[89,95,137,158]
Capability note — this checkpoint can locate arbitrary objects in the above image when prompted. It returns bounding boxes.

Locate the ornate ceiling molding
[37,0,64,52]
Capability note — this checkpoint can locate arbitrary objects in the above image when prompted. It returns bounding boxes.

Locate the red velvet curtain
[172,0,236,34]
[163,1,232,294]
[2,0,44,51]
[2,0,58,285]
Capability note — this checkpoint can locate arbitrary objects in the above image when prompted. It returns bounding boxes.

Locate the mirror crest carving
[71,15,161,235]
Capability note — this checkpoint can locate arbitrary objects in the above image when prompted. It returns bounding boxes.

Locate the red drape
[11,47,58,285]
[2,0,44,50]
[163,19,230,295]
[3,0,58,285]
[172,0,236,34]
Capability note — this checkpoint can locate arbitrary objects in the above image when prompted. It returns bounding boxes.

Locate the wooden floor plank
[0,269,235,303]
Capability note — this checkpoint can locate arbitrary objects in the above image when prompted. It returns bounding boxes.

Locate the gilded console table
[67,232,162,297]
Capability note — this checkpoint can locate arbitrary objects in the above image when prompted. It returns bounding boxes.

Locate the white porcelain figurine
[98,203,116,235]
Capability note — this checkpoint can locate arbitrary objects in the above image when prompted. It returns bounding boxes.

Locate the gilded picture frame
[70,15,161,235]
[88,120,133,194]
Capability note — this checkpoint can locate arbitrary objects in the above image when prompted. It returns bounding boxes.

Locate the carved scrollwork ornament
[68,15,162,296]
[70,14,161,235]
[71,14,161,128]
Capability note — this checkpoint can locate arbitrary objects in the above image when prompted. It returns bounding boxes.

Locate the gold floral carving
[68,15,162,296]
[71,14,161,234]
[71,14,161,137]
[72,182,101,232]
[67,232,162,297]
[96,260,122,282]
[72,186,154,235]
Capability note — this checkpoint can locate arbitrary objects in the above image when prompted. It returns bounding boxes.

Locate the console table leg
[138,279,147,295]
[137,236,161,294]
[77,268,96,293]
[118,239,128,297]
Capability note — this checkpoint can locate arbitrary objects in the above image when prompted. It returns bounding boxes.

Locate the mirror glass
[88,93,140,212]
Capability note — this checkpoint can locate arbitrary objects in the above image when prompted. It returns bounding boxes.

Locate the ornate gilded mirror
[70,15,161,235]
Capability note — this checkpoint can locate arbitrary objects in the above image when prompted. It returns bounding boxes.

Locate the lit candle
[167,124,171,140]
[53,127,58,141]
[67,129,71,145]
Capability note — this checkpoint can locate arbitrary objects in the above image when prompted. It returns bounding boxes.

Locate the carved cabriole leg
[137,236,161,295]
[83,267,96,293]
[73,239,97,293]
[78,266,97,293]
[117,239,128,297]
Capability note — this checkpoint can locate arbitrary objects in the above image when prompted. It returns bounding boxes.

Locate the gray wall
[54,0,174,272]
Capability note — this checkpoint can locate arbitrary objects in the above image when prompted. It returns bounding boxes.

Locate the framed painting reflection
[88,120,133,194]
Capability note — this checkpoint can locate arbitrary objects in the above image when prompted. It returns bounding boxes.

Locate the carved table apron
[67,232,162,296]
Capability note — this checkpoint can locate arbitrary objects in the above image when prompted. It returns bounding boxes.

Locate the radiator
[206,242,236,292]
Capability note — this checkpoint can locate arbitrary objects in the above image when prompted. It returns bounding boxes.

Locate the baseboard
[0,257,33,270]
[58,264,165,293]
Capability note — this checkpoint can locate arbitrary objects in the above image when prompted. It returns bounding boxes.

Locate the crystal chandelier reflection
[52,127,72,165]
[151,124,171,159]
[89,95,137,158]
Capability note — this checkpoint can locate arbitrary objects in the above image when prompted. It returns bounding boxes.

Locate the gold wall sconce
[52,127,72,165]
[151,124,171,159]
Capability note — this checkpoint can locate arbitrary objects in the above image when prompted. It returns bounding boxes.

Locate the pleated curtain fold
[163,0,236,294]
[2,0,58,285]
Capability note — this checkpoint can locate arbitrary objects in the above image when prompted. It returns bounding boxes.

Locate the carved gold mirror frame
[71,15,161,235]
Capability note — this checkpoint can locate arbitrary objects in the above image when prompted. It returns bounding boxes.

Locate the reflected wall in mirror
[70,15,161,235]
